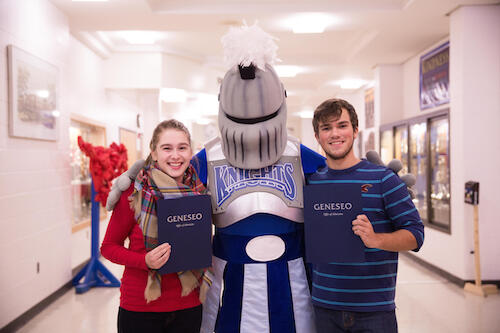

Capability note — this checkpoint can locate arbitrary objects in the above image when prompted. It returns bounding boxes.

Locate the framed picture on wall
[364,130,375,153]
[7,45,59,141]
[364,88,374,128]
[420,42,449,110]
[357,130,363,157]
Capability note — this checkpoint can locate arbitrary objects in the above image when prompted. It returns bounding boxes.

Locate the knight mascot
[106,24,413,333]
[195,24,324,333]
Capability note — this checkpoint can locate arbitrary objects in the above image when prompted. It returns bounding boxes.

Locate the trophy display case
[409,121,428,223]
[380,109,450,232]
[394,125,409,174]
[429,116,450,228]
[380,129,394,165]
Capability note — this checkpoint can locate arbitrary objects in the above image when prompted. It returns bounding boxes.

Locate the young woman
[101,119,206,333]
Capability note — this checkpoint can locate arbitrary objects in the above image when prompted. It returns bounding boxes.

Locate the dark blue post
[90,181,100,258]
[72,178,120,293]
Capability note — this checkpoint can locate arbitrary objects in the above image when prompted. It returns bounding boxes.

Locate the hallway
[13,256,500,333]
[2,1,500,332]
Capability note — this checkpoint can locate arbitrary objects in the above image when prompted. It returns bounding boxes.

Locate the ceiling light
[72,0,108,2]
[286,13,339,34]
[297,109,314,119]
[35,90,50,98]
[160,88,187,103]
[118,31,161,45]
[196,118,212,125]
[274,65,303,78]
[337,79,367,90]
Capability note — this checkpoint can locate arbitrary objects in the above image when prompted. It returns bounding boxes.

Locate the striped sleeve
[381,170,424,251]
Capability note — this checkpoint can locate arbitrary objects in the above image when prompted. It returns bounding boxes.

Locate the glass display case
[380,109,450,233]
[69,119,106,231]
[394,125,409,174]
[429,116,450,227]
[380,129,394,165]
[409,121,428,221]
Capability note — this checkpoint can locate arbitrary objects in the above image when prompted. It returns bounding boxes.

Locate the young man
[308,98,424,333]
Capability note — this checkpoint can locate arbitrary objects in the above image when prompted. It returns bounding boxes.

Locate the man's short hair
[312,98,358,135]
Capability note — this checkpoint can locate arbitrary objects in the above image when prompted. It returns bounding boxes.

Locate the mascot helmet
[218,23,288,169]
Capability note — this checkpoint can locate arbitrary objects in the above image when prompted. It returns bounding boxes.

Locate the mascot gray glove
[106,159,146,211]
[365,151,416,199]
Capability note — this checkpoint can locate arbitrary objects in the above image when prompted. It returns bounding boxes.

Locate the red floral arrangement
[78,136,128,206]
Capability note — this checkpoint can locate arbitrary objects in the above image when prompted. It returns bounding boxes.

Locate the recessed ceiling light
[336,79,367,90]
[160,88,187,103]
[284,13,339,34]
[196,118,212,125]
[296,109,314,119]
[274,65,303,78]
[35,90,50,98]
[117,31,162,45]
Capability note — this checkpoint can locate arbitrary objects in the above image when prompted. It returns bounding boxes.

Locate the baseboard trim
[0,260,90,332]
[402,252,500,287]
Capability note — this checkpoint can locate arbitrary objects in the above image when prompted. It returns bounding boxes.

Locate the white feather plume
[221,22,279,71]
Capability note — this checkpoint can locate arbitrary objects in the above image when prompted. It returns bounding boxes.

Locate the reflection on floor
[13,256,500,333]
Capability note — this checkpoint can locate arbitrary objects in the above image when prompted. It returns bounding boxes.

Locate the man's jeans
[314,306,398,333]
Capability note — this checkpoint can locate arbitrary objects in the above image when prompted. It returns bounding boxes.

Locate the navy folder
[304,184,365,263]
[156,194,212,275]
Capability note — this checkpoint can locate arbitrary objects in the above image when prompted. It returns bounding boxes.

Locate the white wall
[0,0,73,327]
[448,4,500,281]
[104,53,162,89]
[0,0,149,327]
[137,90,161,158]
[400,5,500,281]
[376,65,404,125]
[162,54,221,94]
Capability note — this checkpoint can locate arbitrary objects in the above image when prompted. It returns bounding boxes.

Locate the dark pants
[314,306,398,333]
[117,305,202,333]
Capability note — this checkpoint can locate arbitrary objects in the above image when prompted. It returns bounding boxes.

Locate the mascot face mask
[218,24,288,170]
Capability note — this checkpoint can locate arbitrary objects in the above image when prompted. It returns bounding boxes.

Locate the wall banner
[364,88,374,128]
[420,42,449,110]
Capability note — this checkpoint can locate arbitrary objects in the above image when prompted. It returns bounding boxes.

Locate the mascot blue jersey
[193,142,325,333]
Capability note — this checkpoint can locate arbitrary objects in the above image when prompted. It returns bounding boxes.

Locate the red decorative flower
[78,136,128,206]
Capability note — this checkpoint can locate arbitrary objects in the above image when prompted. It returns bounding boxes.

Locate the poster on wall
[364,130,375,153]
[7,45,59,141]
[357,130,363,157]
[420,42,449,110]
[364,88,374,128]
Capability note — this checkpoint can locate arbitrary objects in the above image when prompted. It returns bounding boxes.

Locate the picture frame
[7,45,59,141]
[364,88,374,129]
[419,42,449,110]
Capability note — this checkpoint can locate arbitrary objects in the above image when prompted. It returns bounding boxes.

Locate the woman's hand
[145,243,171,269]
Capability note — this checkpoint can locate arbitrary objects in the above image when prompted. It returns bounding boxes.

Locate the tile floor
[12,256,500,333]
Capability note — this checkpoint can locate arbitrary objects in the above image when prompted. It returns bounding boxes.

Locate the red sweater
[101,185,201,312]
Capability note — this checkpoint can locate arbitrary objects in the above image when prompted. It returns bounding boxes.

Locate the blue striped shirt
[307,159,424,312]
